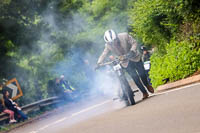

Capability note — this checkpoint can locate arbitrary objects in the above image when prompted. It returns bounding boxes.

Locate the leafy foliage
[0,0,130,104]
[0,0,200,104]
[129,0,200,87]
[150,41,200,88]
[128,0,200,46]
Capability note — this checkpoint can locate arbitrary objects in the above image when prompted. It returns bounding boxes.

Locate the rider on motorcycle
[97,29,154,100]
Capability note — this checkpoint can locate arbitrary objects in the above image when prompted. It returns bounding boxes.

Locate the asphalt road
[9,83,200,133]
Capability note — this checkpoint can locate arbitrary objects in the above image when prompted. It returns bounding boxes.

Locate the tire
[126,85,135,105]
[120,76,135,106]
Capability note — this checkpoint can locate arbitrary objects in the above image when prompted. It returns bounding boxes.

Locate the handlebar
[99,60,116,66]
[95,61,115,70]
[95,57,122,70]
[95,51,136,70]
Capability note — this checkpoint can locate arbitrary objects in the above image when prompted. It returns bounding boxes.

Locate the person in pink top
[0,98,17,123]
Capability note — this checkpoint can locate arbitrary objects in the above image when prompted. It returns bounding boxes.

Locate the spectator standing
[141,46,151,62]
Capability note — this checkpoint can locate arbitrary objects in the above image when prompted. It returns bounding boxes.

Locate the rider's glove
[119,51,136,61]
[119,55,126,61]
[125,51,136,59]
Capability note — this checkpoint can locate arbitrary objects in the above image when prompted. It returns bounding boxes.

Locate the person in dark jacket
[141,46,151,62]
[60,75,73,92]
[141,46,152,85]
[3,90,28,121]
[0,99,17,123]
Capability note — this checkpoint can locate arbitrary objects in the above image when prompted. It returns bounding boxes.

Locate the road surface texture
[9,83,200,133]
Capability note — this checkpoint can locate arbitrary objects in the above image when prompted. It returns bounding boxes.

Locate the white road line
[52,117,67,124]
[28,82,200,133]
[38,124,51,131]
[71,100,112,117]
[29,100,112,133]
[37,117,68,132]
[29,131,38,133]
[26,83,200,133]
[153,82,200,96]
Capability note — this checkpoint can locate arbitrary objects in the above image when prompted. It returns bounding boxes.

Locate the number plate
[113,64,121,71]
[144,61,150,70]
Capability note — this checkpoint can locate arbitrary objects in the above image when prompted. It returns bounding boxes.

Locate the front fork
[117,69,134,97]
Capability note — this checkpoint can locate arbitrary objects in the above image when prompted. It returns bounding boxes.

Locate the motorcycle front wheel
[120,76,136,106]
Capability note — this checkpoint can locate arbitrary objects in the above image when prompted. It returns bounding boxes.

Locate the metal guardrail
[0,96,61,125]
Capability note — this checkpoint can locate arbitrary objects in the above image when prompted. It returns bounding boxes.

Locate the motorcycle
[96,58,138,106]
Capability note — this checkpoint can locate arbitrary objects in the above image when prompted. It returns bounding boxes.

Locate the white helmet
[104,29,117,43]
[60,75,64,79]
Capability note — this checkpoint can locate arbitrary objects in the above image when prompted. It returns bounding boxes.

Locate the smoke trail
[8,0,130,106]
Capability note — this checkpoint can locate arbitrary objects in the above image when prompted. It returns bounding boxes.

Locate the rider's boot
[146,85,154,93]
[142,93,149,100]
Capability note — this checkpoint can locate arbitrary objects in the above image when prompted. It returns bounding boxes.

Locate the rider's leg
[126,61,148,96]
[135,61,154,93]
[134,61,149,86]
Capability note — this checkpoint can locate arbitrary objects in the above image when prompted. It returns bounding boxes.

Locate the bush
[128,0,200,88]
[128,0,200,47]
[128,0,175,47]
[149,40,200,88]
